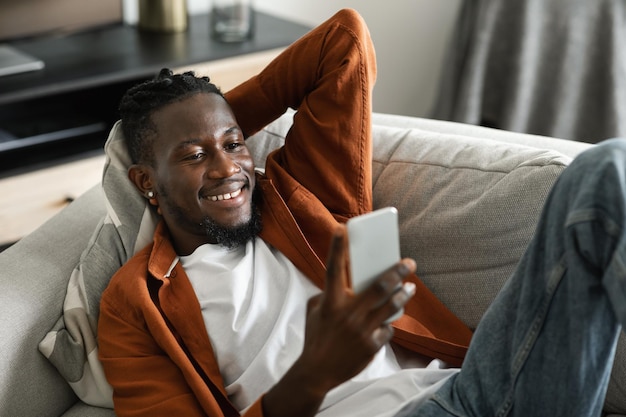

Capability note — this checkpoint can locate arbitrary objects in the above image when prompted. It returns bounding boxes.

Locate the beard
[200,185,263,249]
[158,183,263,249]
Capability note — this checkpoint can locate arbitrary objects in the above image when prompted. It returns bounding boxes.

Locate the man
[99,8,626,417]
[99,9,471,416]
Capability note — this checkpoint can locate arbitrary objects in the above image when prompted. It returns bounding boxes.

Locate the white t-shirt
[181,238,458,416]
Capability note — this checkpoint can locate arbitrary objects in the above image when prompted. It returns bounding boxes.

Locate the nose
[205,151,241,178]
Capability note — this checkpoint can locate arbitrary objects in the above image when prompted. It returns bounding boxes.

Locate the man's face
[138,92,257,255]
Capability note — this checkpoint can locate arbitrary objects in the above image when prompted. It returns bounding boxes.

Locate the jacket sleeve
[225,9,377,219]
[227,9,377,266]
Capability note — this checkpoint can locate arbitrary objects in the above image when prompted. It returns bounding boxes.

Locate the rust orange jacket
[98,9,472,417]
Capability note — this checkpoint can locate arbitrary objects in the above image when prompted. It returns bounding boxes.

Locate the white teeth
[209,188,242,202]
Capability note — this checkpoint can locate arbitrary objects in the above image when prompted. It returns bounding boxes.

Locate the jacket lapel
[147,224,233,406]
[257,177,328,289]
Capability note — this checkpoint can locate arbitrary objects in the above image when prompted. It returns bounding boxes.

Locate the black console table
[0,11,310,177]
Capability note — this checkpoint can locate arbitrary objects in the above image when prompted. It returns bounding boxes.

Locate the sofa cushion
[38,121,159,408]
[370,125,572,329]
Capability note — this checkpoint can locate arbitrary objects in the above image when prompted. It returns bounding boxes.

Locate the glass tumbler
[210,0,254,42]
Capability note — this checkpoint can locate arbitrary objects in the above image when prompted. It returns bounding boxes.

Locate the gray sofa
[2,110,624,416]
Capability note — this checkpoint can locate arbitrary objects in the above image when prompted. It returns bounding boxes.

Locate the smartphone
[347,207,404,322]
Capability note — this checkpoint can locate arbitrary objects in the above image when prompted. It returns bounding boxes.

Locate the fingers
[382,281,417,324]
[361,258,415,303]
[357,258,417,324]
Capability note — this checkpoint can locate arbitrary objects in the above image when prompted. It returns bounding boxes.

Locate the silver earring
[147,191,154,198]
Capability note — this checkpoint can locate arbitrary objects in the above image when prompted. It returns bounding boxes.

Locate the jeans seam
[566,208,622,238]
[430,391,467,417]
[495,256,567,417]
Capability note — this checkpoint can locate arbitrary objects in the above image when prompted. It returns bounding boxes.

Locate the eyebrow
[172,126,242,150]
[224,125,242,135]
[173,138,202,151]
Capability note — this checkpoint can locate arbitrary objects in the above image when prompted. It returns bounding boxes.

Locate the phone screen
[346,207,401,294]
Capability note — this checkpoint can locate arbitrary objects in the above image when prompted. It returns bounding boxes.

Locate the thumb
[324,225,349,305]
[306,293,323,313]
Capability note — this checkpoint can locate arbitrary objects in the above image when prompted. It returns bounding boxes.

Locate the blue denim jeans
[397,139,626,417]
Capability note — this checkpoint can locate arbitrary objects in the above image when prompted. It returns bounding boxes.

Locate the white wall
[123,0,461,117]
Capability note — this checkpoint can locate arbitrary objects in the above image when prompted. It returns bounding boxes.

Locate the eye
[225,140,246,152]
[184,151,206,161]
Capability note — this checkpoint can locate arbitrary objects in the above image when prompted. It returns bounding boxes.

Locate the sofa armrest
[0,186,105,417]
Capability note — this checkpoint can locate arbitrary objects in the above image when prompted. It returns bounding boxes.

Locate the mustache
[199,176,250,196]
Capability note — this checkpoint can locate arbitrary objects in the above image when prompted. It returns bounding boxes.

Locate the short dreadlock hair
[119,68,224,165]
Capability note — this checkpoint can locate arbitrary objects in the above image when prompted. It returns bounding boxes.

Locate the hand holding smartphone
[346,207,410,323]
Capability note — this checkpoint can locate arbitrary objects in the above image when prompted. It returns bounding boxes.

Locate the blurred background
[122,0,464,122]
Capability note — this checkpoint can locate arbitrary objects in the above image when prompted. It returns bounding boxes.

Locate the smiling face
[129,92,259,255]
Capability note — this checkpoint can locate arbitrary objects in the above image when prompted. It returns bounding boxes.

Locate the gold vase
[138,0,188,33]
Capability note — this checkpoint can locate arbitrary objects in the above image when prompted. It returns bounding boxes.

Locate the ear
[128,164,155,198]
